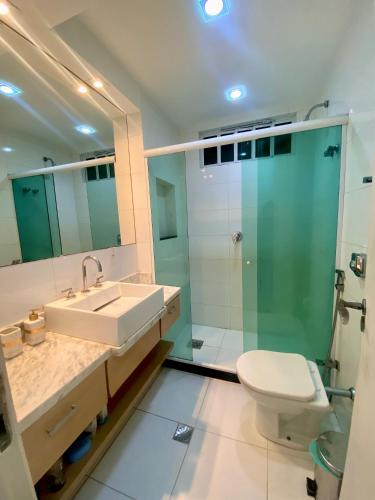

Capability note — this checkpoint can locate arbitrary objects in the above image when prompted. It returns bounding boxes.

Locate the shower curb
[163,359,240,383]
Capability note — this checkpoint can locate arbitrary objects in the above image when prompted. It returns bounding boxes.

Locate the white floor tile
[192,324,225,347]
[138,368,209,426]
[171,429,267,500]
[221,330,244,350]
[215,346,243,370]
[268,450,314,500]
[74,478,131,499]
[91,411,187,500]
[197,379,267,449]
[192,345,220,365]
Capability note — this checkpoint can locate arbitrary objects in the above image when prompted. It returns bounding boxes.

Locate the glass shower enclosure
[147,123,343,371]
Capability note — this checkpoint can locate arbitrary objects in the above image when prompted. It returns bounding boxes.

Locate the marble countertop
[163,286,181,304]
[6,333,111,432]
[6,285,181,432]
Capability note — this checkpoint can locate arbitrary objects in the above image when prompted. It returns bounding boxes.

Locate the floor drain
[173,424,194,444]
[192,339,204,349]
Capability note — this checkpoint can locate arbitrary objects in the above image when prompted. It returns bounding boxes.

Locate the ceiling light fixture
[225,85,246,102]
[0,2,9,15]
[75,125,96,135]
[0,81,22,97]
[77,85,88,94]
[93,80,103,89]
[199,0,229,20]
[2,146,13,152]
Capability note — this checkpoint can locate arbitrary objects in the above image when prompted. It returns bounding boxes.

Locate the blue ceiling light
[199,0,229,21]
[225,85,247,102]
[2,146,13,152]
[75,124,96,135]
[0,81,22,97]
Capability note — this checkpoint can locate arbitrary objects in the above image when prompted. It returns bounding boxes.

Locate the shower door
[12,175,60,262]
[148,152,193,361]
[242,126,342,363]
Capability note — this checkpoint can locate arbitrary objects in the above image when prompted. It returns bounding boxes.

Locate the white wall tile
[188,235,230,260]
[188,209,229,236]
[341,186,371,247]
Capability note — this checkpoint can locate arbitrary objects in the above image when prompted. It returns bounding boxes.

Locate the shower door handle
[232,231,243,244]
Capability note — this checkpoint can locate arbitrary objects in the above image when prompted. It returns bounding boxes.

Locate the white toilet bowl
[237,350,331,450]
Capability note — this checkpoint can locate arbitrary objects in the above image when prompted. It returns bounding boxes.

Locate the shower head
[43,156,55,167]
[324,144,340,158]
[304,100,330,121]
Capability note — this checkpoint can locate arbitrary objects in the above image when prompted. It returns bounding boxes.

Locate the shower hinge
[316,359,340,371]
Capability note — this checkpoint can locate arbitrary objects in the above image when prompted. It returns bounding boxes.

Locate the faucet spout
[82,255,103,293]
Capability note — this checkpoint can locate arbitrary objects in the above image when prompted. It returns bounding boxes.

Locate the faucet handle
[61,287,76,299]
[94,274,104,288]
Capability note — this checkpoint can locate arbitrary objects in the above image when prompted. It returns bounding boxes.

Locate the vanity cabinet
[161,295,180,337]
[22,364,107,484]
[106,322,161,397]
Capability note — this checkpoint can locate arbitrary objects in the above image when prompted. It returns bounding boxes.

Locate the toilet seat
[237,350,316,402]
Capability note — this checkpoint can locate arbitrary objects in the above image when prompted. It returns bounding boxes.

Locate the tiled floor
[191,324,257,371]
[75,368,313,500]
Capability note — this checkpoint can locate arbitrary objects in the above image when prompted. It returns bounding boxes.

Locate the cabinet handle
[46,404,79,437]
[167,306,176,315]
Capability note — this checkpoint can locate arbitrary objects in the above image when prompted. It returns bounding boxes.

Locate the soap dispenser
[23,309,46,346]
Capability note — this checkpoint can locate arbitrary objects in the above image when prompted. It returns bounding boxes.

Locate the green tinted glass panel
[12,175,54,262]
[148,153,193,361]
[242,126,341,366]
[86,177,120,249]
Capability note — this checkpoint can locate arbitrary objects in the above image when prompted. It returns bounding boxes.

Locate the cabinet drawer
[161,295,180,337]
[107,322,160,397]
[22,364,107,484]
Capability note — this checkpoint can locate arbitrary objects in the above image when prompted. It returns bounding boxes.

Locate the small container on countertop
[0,326,23,359]
[23,309,46,346]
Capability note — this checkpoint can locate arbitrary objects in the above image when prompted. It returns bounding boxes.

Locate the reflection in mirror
[0,22,125,267]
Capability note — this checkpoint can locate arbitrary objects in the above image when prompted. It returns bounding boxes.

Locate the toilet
[237,350,331,450]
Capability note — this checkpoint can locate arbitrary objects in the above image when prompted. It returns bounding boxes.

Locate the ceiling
[36,0,354,131]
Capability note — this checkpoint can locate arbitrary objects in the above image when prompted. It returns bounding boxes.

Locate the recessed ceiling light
[2,146,13,152]
[199,0,229,20]
[225,85,246,102]
[75,125,96,135]
[0,81,22,97]
[0,2,9,15]
[93,80,103,89]
[77,85,88,94]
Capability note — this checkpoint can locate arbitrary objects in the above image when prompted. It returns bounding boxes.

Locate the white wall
[318,1,375,497]
[320,0,374,395]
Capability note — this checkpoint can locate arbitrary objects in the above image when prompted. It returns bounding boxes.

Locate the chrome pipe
[325,386,356,401]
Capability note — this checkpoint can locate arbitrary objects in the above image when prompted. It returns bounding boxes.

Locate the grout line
[194,425,268,452]
[136,408,185,426]
[88,477,136,499]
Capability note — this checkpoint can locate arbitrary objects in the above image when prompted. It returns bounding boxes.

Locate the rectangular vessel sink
[45,282,164,346]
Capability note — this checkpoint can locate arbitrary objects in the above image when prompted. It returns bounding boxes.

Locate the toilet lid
[237,350,316,402]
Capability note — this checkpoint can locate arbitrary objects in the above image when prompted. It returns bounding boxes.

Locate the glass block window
[86,166,97,181]
[220,133,234,163]
[200,114,295,167]
[274,122,292,155]
[86,164,116,182]
[255,127,271,158]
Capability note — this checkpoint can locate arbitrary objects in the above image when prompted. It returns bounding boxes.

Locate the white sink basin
[45,281,164,346]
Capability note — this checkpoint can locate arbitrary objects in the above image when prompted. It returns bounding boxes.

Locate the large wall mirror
[0,23,134,267]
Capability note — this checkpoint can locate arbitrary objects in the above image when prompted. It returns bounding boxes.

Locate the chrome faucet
[82,255,103,293]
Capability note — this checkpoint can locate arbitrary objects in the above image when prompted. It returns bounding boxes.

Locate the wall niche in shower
[156,177,177,240]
